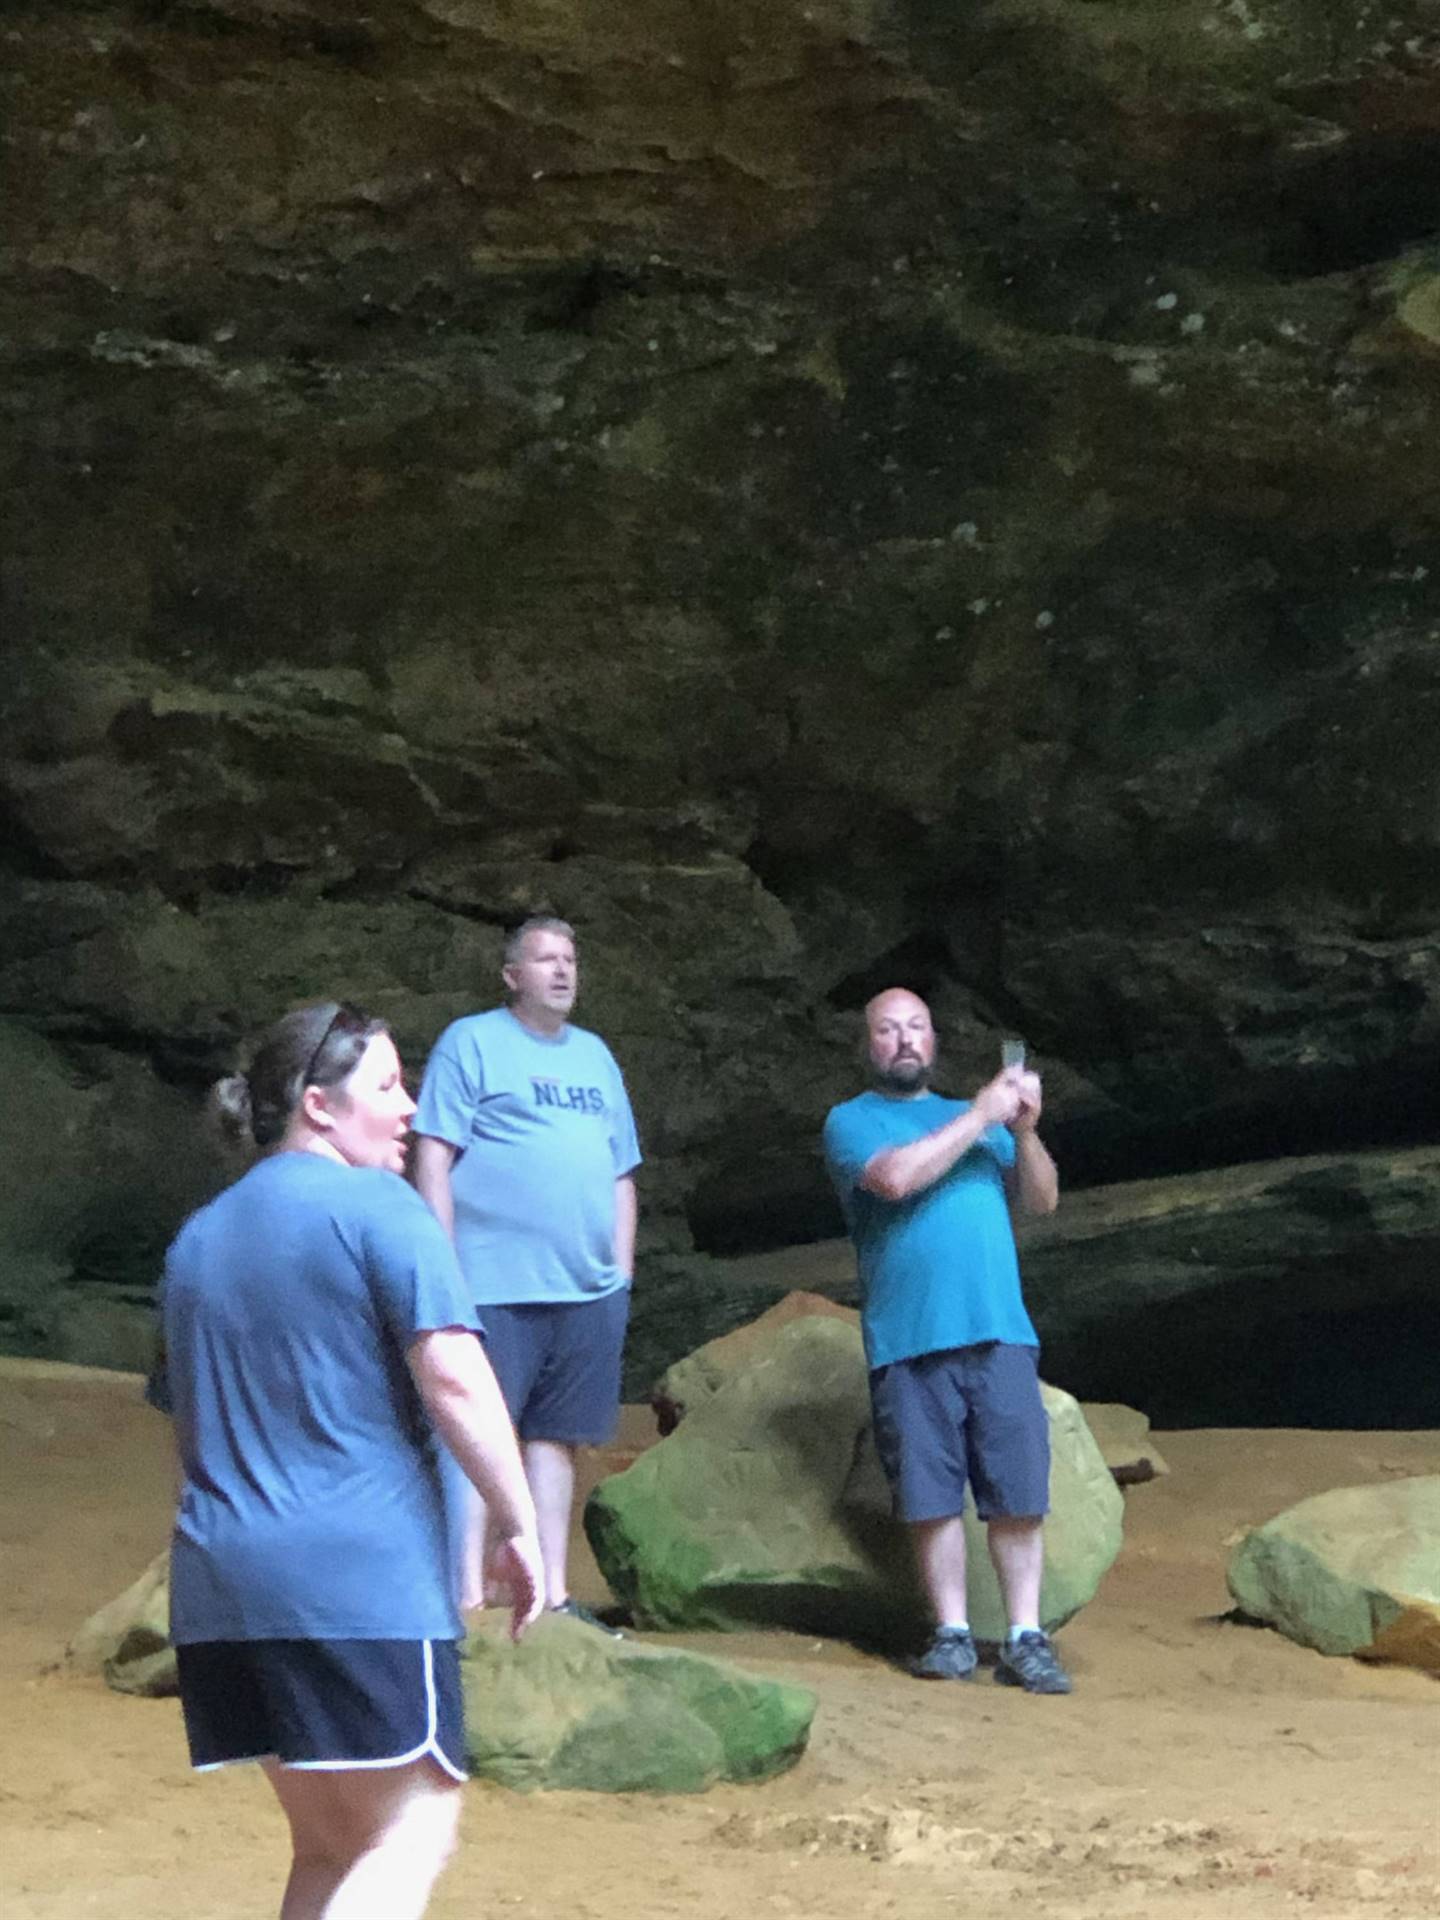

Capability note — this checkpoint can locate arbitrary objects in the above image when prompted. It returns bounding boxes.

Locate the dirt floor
[1,1358,1436,1920]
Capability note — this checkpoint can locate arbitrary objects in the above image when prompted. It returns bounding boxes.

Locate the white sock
[940,1620,970,1634]
[1007,1623,1040,1642]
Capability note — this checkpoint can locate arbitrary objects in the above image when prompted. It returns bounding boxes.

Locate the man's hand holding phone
[974,1070,1024,1130]
[999,1037,1042,1133]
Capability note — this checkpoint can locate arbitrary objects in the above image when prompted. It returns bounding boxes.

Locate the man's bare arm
[613,1174,638,1277]
[412,1135,459,1241]
[1005,1130,1059,1216]
[1000,1072,1059,1216]
[860,1074,1023,1204]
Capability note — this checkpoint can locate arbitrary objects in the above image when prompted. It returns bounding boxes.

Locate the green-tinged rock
[587,1316,1123,1646]
[1227,1477,1440,1670]
[69,1556,819,1782]
[651,1294,1169,1488]
[652,1290,860,1428]
[67,1549,178,1697]
[461,1612,815,1792]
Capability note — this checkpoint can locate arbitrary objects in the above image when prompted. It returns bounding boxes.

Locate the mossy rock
[587,1315,1123,1647]
[1227,1477,1440,1670]
[461,1612,815,1792]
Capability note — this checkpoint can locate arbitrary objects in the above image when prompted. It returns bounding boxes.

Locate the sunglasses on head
[303,1002,372,1088]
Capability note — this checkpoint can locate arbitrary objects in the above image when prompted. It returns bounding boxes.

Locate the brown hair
[210,1001,388,1150]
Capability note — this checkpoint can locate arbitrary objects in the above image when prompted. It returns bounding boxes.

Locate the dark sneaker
[550,1597,625,1639]
[995,1630,1072,1694]
[909,1626,978,1680]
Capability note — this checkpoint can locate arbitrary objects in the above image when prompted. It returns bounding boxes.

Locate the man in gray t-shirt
[413,916,640,1630]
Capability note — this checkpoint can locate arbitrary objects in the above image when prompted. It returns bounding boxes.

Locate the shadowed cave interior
[5,0,1440,1453]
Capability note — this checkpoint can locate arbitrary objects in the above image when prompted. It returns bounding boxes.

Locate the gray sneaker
[550,1597,625,1639]
[995,1630,1072,1694]
[909,1625,978,1680]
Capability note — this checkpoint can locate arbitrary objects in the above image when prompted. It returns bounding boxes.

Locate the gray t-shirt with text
[413,1007,641,1305]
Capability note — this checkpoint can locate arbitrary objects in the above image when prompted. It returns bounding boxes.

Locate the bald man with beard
[822,989,1071,1694]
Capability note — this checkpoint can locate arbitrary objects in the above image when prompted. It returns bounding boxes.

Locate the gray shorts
[478,1289,629,1446]
[869,1342,1050,1524]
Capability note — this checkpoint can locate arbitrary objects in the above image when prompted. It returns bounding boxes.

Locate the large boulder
[67,1556,819,1789]
[652,1290,860,1432]
[461,1612,815,1793]
[652,1293,1168,1487]
[587,1315,1123,1646]
[66,1550,177,1697]
[1227,1478,1440,1672]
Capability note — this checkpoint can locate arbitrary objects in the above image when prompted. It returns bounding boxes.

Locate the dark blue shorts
[175,1637,467,1778]
[479,1288,629,1446]
[869,1342,1050,1524]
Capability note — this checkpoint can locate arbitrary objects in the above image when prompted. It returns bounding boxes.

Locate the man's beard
[876,1055,930,1094]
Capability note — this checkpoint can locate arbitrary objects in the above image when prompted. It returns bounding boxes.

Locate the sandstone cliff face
[4,3,1440,1386]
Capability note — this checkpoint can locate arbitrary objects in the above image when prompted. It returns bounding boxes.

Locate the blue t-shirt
[150,1152,481,1644]
[413,1007,641,1306]
[821,1090,1037,1369]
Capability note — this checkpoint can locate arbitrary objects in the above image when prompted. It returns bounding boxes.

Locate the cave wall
[5,1,1440,1358]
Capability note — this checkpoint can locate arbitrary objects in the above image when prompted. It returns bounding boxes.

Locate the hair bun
[209,1072,256,1146]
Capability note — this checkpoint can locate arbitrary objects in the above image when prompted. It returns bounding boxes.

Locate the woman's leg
[263,1757,462,1920]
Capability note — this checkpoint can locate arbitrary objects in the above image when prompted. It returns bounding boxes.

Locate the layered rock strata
[6,4,1440,1362]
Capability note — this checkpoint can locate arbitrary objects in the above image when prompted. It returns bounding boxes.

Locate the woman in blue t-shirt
[153,1000,542,1920]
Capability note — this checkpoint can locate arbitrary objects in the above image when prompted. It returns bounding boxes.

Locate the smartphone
[1000,1037,1026,1072]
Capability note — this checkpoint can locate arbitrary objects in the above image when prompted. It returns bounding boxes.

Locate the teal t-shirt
[413,1007,641,1305]
[821,1090,1037,1369]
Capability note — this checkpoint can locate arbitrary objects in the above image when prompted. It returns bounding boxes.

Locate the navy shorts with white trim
[175,1637,467,1779]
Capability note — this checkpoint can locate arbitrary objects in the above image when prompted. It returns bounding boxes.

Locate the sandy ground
[1,1359,1436,1920]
